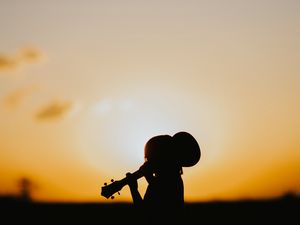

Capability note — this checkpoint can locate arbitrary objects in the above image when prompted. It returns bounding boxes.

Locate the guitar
[101,168,144,199]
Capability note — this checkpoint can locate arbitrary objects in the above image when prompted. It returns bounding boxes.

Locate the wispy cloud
[0,47,44,72]
[19,47,43,63]
[0,56,17,70]
[91,98,113,116]
[90,98,135,116]
[3,85,39,109]
[35,101,73,121]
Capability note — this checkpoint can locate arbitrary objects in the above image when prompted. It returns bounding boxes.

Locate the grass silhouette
[0,193,299,224]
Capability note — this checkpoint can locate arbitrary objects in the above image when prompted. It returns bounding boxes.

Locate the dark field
[1,195,299,225]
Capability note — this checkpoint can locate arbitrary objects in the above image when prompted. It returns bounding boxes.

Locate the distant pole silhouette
[18,177,33,202]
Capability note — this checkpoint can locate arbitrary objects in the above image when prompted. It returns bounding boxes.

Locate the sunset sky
[0,0,299,202]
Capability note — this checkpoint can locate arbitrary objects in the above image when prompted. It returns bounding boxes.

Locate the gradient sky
[0,0,299,202]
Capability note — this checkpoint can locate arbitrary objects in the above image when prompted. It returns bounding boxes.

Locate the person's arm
[126,173,143,205]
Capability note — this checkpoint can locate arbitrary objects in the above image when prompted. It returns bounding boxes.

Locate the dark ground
[0,194,299,225]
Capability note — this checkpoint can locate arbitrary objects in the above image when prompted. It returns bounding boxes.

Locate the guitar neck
[101,168,145,199]
[118,168,144,187]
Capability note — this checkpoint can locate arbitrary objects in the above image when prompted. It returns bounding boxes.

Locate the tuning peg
[111,179,114,182]
[104,182,107,186]
[111,196,115,200]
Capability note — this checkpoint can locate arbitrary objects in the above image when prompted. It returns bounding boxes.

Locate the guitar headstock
[101,179,122,199]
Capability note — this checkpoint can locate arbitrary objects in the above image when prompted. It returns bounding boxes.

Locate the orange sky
[0,0,300,202]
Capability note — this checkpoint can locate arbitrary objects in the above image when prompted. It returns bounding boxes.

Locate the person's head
[144,135,181,175]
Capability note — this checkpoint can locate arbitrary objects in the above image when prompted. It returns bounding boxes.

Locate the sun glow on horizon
[77,92,197,174]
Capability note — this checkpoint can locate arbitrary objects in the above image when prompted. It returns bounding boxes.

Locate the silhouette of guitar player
[100,132,200,222]
[126,132,201,223]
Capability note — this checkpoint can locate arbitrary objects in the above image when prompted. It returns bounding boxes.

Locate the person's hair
[144,135,182,174]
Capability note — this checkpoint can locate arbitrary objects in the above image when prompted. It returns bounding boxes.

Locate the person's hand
[126,172,138,190]
[139,162,155,184]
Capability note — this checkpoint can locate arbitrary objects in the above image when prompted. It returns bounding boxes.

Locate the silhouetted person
[126,132,201,224]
